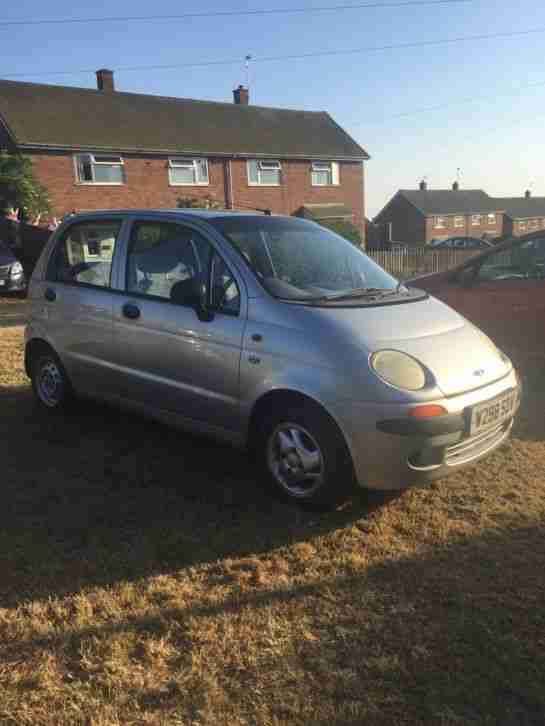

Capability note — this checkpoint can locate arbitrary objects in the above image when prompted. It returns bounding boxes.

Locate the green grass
[1,302,544,725]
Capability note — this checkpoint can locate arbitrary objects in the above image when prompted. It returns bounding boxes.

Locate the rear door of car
[110,216,247,432]
[37,215,128,395]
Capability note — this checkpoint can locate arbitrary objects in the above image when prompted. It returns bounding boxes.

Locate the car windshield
[211,216,398,301]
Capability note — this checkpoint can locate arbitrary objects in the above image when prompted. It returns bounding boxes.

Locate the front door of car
[40,217,126,395]
[112,218,246,432]
[439,237,545,360]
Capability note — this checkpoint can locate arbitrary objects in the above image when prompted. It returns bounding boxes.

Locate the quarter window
[126,221,239,314]
[48,220,121,288]
[75,154,125,184]
[311,161,339,186]
[168,158,209,186]
[247,160,281,186]
[478,238,545,282]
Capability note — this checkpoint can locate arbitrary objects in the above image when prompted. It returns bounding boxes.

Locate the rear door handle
[122,303,141,320]
[44,287,56,302]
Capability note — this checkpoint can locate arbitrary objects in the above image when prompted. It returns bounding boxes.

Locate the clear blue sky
[3,0,545,215]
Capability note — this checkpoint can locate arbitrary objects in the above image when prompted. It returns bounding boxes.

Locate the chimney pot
[96,68,115,92]
[233,85,249,105]
[452,181,459,191]
[419,180,427,191]
[525,189,531,198]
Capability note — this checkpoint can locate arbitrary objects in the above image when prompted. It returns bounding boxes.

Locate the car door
[39,216,127,395]
[433,236,545,359]
[111,217,246,432]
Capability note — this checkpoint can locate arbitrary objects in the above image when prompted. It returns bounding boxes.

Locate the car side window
[477,238,545,282]
[48,220,121,288]
[126,221,240,314]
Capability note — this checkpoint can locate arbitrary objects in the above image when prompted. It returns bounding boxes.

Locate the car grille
[0,264,11,280]
[445,419,512,467]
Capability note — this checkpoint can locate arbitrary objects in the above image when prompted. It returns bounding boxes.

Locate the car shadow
[0,384,401,608]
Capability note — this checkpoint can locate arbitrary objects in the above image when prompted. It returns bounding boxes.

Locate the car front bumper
[329,368,521,491]
[0,274,27,293]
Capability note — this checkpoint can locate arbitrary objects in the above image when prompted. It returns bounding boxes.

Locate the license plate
[470,390,516,436]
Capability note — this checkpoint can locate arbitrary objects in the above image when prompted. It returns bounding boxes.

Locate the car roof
[58,209,304,226]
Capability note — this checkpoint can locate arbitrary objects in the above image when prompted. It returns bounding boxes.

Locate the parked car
[25,211,520,508]
[0,239,26,294]
[430,237,493,250]
[410,231,545,363]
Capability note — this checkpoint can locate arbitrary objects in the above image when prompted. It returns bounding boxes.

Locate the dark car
[0,240,26,294]
[430,236,493,249]
[409,231,545,363]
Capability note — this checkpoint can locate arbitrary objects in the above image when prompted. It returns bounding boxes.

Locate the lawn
[0,299,544,725]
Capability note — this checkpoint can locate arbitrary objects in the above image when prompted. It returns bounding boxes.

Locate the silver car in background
[25,210,520,508]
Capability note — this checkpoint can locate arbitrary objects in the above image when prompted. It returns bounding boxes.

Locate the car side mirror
[170,278,214,322]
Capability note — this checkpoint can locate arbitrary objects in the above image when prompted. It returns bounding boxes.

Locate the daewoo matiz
[25,211,520,508]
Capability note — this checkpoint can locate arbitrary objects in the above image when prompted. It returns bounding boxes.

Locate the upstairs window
[75,154,125,184]
[168,158,209,186]
[454,216,464,228]
[434,216,446,229]
[487,213,496,225]
[311,161,340,186]
[471,214,481,225]
[247,160,281,186]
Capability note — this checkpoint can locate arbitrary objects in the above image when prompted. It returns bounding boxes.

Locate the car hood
[309,294,511,397]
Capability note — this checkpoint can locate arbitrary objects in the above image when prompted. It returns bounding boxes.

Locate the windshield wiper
[310,287,399,302]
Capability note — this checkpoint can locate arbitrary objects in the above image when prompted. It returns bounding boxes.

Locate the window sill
[247,182,282,187]
[311,183,340,188]
[75,182,125,186]
[168,182,210,187]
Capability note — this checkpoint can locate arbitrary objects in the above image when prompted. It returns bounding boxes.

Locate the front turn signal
[409,404,448,418]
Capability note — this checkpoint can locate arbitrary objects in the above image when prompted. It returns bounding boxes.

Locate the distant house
[374,181,505,246]
[492,192,545,237]
[0,70,370,240]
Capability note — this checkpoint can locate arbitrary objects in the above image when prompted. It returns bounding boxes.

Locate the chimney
[419,179,427,191]
[452,181,459,191]
[96,68,115,92]
[525,189,532,198]
[233,85,249,105]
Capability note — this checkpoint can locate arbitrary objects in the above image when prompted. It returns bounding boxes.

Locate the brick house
[374,181,505,246]
[0,71,369,241]
[491,192,545,238]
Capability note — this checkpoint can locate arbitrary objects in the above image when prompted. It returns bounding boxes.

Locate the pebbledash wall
[28,150,366,242]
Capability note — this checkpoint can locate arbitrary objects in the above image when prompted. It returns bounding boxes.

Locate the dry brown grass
[1,299,544,725]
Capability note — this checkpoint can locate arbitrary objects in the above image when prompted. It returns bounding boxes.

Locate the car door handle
[122,303,141,320]
[44,287,56,302]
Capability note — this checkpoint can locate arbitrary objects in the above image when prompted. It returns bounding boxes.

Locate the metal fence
[368,247,478,280]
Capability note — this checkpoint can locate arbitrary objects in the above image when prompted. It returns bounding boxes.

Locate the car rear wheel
[30,345,74,411]
[254,398,356,510]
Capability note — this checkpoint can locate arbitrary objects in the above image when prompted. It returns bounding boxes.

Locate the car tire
[254,398,356,510]
[30,344,75,412]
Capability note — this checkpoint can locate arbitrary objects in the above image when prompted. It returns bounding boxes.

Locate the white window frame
[434,216,446,229]
[519,221,527,232]
[168,157,209,186]
[247,159,282,186]
[454,216,464,228]
[74,153,125,185]
[311,161,340,186]
[487,213,496,225]
[471,214,481,226]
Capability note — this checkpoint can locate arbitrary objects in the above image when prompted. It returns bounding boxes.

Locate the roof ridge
[0,77,326,115]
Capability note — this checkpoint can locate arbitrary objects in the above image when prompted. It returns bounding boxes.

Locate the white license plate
[470,391,516,436]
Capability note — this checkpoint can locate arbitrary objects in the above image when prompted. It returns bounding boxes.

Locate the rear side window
[48,220,121,288]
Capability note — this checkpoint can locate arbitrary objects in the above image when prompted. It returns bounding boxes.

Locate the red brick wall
[28,150,365,240]
[508,217,545,237]
[374,192,426,246]
[425,213,504,243]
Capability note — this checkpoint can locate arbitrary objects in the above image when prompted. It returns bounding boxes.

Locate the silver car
[25,210,521,508]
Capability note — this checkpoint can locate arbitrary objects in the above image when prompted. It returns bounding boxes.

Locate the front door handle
[44,287,56,302]
[122,303,141,320]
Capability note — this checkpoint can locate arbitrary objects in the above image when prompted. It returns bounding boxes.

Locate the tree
[318,218,363,247]
[0,151,52,221]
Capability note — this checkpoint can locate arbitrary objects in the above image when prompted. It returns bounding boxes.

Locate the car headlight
[370,350,428,391]
[10,261,23,277]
